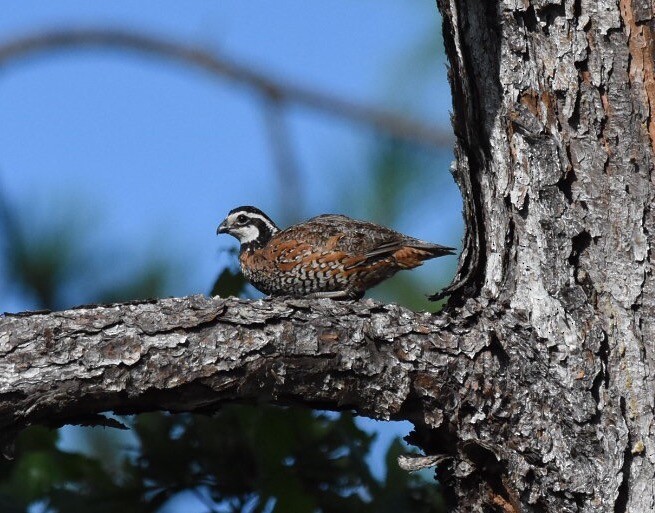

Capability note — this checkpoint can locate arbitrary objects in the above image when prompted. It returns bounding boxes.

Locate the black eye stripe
[228,206,276,227]
[233,216,266,232]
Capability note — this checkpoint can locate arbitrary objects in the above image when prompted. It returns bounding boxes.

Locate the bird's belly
[240,256,398,297]
[241,263,347,296]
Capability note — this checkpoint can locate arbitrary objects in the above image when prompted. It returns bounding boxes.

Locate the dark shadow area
[0,408,445,513]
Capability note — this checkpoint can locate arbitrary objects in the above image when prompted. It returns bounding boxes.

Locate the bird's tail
[393,241,456,269]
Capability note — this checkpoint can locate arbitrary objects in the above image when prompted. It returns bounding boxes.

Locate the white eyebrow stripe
[230,212,279,232]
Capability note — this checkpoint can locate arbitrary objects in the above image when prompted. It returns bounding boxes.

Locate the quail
[216,206,455,299]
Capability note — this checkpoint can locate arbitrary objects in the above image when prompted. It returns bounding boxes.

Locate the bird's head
[216,206,280,250]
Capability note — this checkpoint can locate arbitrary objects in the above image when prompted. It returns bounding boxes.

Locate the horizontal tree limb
[0,294,612,509]
[0,295,474,440]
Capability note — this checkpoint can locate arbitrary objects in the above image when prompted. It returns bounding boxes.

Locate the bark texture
[1,1,655,512]
[0,296,453,432]
[437,0,655,511]
[0,292,589,512]
[0,295,501,459]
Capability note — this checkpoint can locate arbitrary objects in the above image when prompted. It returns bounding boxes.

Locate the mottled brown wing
[275,214,404,255]
[275,214,454,268]
[260,237,363,269]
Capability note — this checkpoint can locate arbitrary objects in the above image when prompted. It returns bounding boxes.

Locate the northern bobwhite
[216,206,455,299]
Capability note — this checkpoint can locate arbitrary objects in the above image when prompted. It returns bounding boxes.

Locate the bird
[216,206,455,299]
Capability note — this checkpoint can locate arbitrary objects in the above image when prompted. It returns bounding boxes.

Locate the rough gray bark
[0,293,564,512]
[0,296,470,435]
[1,1,655,512]
[435,0,655,511]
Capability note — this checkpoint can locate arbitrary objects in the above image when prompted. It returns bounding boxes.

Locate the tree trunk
[1,1,655,511]
[435,0,655,510]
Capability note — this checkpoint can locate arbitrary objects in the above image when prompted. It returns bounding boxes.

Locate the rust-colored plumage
[217,206,455,299]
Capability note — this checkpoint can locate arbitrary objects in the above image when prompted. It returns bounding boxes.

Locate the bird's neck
[240,223,279,253]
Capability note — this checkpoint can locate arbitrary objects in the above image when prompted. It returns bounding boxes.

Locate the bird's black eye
[237,214,248,224]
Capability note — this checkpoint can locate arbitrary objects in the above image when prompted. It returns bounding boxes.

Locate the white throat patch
[232,224,261,244]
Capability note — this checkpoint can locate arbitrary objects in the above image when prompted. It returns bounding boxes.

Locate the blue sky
[0,1,458,508]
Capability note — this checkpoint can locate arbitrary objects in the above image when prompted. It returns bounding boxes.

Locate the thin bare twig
[262,95,304,222]
[0,28,453,148]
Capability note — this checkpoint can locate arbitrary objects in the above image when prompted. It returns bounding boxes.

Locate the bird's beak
[216,220,229,235]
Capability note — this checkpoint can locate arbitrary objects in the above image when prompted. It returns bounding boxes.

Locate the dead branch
[0,28,453,149]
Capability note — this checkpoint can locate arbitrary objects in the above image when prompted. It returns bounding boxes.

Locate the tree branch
[262,95,304,222]
[0,28,453,149]
[1,293,610,511]
[0,295,470,440]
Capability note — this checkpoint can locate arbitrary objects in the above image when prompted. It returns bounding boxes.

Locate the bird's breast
[239,243,369,296]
